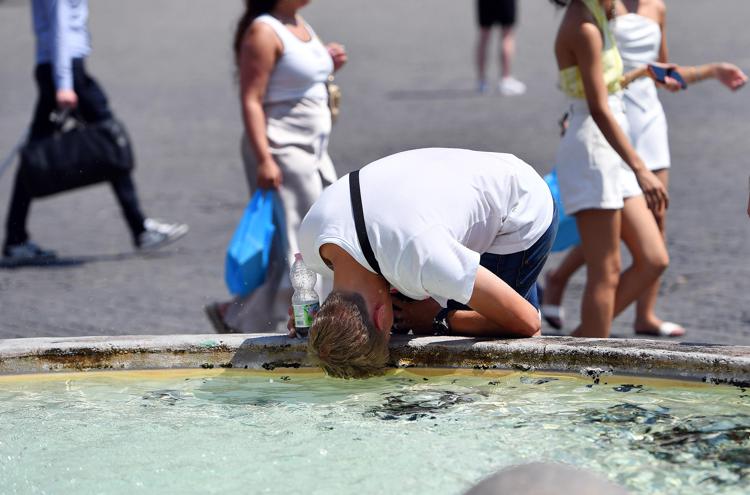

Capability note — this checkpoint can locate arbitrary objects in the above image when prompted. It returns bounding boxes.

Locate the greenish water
[0,369,748,495]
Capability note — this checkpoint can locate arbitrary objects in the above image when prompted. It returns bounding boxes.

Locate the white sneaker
[137,218,189,251]
[498,77,527,96]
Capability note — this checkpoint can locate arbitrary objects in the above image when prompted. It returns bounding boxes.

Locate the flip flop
[635,321,686,337]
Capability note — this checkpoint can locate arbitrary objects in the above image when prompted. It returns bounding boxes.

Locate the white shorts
[624,78,671,171]
[555,94,642,216]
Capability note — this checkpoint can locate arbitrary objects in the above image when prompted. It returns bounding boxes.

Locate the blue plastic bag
[544,169,581,252]
[225,190,277,296]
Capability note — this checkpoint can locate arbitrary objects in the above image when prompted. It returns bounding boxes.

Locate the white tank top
[254,14,333,104]
[612,13,661,73]
[612,13,661,112]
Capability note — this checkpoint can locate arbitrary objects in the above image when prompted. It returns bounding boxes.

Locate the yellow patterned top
[559,0,623,99]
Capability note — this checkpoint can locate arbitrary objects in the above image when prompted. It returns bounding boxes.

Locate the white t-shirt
[298,148,554,306]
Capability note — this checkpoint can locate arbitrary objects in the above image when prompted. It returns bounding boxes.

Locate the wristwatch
[432,308,453,336]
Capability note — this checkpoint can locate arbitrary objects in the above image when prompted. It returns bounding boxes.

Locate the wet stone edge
[0,334,748,382]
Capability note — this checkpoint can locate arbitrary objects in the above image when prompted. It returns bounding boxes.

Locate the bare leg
[632,169,679,334]
[476,27,492,90]
[541,245,585,326]
[614,195,669,317]
[500,26,515,79]
[497,25,525,95]
[571,209,621,338]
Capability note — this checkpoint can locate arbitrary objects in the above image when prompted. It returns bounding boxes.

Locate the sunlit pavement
[0,0,748,343]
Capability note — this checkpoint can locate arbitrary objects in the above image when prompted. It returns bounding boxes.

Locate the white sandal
[635,321,686,337]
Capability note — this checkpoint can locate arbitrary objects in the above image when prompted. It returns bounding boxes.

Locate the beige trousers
[224,97,337,333]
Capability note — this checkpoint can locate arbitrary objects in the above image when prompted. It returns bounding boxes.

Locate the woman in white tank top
[542,0,747,337]
[205,0,348,334]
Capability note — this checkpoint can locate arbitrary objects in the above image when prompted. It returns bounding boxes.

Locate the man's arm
[48,0,77,108]
[391,266,541,338]
[448,266,540,338]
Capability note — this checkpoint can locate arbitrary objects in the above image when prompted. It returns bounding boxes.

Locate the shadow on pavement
[0,250,172,269]
[386,88,482,101]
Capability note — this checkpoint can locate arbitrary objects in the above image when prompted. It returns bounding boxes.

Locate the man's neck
[320,243,389,302]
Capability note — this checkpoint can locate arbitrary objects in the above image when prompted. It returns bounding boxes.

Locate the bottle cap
[294,253,303,261]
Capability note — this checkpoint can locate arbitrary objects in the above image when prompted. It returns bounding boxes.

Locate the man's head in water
[308,290,391,379]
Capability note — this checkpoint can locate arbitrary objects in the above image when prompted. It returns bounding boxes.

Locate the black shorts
[477,0,517,28]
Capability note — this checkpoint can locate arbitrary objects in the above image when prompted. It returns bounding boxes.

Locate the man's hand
[56,89,78,109]
[326,43,347,72]
[392,297,441,334]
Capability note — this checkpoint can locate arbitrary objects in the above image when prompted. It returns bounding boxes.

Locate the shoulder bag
[19,111,135,198]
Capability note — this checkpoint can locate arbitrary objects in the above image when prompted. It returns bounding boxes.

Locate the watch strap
[432,307,453,336]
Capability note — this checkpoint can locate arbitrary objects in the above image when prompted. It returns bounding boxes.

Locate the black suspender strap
[348,170,382,276]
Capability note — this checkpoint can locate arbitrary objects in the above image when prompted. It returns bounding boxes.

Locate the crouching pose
[295,148,557,378]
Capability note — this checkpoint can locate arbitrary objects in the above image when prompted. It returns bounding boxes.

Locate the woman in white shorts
[552,0,671,338]
[543,0,747,337]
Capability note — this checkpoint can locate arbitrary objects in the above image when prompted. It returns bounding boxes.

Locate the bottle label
[293,302,320,329]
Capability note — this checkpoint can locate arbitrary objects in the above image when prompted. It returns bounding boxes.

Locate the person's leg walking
[541,244,585,327]
[476,27,492,92]
[4,173,33,249]
[572,209,621,338]
[497,0,525,96]
[614,195,669,318]
[72,59,143,239]
[72,59,185,248]
[110,173,146,242]
[632,169,679,334]
[475,0,493,92]
[500,26,515,80]
[3,64,56,256]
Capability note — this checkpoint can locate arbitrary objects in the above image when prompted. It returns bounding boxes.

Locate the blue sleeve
[49,0,73,90]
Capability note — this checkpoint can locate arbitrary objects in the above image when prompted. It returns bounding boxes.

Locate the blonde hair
[308,291,390,379]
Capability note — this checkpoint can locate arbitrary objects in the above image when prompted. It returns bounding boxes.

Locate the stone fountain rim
[0,334,748,385]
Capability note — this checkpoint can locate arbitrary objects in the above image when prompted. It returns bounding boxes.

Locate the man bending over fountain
[293,148,557,378]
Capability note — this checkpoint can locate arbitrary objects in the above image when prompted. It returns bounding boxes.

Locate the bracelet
[432,308,453,336]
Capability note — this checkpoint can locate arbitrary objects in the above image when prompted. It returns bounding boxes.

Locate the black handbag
[19,114,135,198]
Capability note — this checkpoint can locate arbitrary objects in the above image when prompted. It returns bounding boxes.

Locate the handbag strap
[348,170,382,276]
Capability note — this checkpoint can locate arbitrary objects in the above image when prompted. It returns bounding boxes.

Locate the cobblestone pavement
[1,0,748,343]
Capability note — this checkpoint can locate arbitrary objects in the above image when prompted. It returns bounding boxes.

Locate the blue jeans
[448,203,558,311]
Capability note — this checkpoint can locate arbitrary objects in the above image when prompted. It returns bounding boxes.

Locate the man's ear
[373,303,388,332]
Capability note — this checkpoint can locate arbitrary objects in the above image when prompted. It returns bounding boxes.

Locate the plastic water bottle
[290,253,319,337]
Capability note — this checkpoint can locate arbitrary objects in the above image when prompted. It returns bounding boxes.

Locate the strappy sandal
[204,302,236,334]
[538,285,565,330]
[541,304,565,330]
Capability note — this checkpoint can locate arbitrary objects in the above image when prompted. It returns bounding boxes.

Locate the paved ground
[0,0,748,343]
